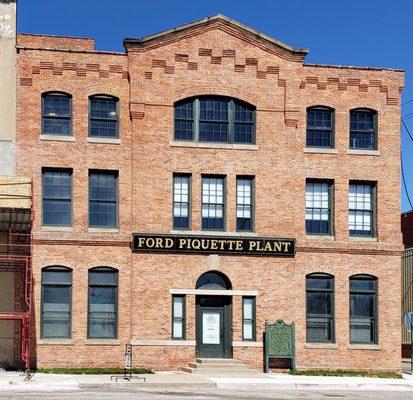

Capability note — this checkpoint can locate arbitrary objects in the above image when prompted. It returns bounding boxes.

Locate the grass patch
[289,369,402,379]
[36,368,153,375]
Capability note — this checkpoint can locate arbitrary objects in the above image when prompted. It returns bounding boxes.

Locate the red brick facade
[15,16,404,372]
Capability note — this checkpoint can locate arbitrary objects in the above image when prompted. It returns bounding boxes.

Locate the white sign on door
[202,312,220,344]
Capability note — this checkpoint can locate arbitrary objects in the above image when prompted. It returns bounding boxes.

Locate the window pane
[349,183,373,236]
[89,97,118,138]
[173,175,190,229]
[42,312,70,338]
[350,319,374,343]
[42,270,71,284]
[42,94,71,136]
[243,298,253,320]
[173,320,183,338]
[202,177,225,230]
[307,318,332,342]
[173,297,183,319]
[243,320,253,340]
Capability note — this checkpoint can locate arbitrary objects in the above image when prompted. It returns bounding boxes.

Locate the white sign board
[203,312,220,344]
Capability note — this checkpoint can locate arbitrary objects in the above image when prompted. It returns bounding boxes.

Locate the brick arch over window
[174,95,256,144]
[41,91,72,136]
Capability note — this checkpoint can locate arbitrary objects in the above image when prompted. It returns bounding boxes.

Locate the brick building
[7,14,406,372]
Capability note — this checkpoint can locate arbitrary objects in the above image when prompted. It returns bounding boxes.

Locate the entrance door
[196,296,232,358]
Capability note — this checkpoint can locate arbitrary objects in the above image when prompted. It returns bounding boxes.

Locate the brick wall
[15,17,404,372]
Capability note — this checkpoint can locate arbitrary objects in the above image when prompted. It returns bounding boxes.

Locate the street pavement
[1,388,413,400]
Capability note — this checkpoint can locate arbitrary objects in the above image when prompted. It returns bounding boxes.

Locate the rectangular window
[173,174,190,229]
[306,180,333,235]
[199,99,229,142]
[237,177,254,231]
[349,182,375,237]
[202,176,225,230]
[89,170,118,228]
[88,268,118,339]
[172,295,186,339]
[42,168,72,227]
[234,103,254,143]
[41,268,72,339]
[242,297,256,341]
[306,274,334,343]
[350,276,378,344]
[174,101,194,141]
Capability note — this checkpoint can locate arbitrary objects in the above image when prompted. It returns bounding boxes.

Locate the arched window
[88,267,118,338]
[89,95,119,138]
[349,108,377,150]
[42,92,72,136]
[306,273,334,343]
[41,266,72,339]
[349,274,378,344]
[174,96,256,144]
[196,271,232,290]
[306,106,334,148]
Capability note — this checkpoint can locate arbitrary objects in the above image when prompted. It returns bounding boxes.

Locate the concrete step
[188,362,249,369]
[195,358,241,365]
[182,367,259,375]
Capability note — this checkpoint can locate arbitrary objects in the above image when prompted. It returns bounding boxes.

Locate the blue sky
[18,0,413,211]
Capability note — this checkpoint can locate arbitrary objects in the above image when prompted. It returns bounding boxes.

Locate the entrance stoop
[182,358,261,376]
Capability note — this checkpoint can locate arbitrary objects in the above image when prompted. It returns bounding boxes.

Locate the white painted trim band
[130,340,196,346]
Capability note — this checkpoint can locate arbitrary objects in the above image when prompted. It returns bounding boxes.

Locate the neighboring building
[9,14,405,372]
[402,211,413,358]
[0,0,33,370]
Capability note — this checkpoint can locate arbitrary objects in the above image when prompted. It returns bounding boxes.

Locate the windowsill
[85,339,121,346]
[349,236,378,242]
[305,343,338,349]
[304,148,338,155]
[88,227,119,233]
[347,149,380,156]
[348,344,381,351]
[40,135,75,142]
[306,235,334,241]
[38,339,74,346]
[41,226,73,232]
[130,339,196,346]
[170,230,257,237]
[86,137,121,145]
[169,140,259,151]
[232,341,263,348]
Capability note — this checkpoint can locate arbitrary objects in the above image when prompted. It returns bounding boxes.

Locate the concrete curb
[78,381,217,389]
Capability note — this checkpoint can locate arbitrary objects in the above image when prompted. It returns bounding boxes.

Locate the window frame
[236,176,255,232]
[305,179,334,236]
[348,180,376,238]
[40,266,72,339]
[306,273,335,344]
[88,94,119,139]
[242,296,256,341]
[171,295,186,340]
[201,175,226,231]
[306,106,335,149]
[41,91,72,136]
[349,274,378,344]
[87,267,119,339]
[172,173,191,230]
[42,168,73,227]
[349,108,378,150]
[88,170,119,229]
[174,96,256,144]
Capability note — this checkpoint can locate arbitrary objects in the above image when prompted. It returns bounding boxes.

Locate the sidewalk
[2,370,413,392]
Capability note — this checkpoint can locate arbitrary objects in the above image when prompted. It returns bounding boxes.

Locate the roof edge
[123,14,309,56]
[304,62,404,73]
